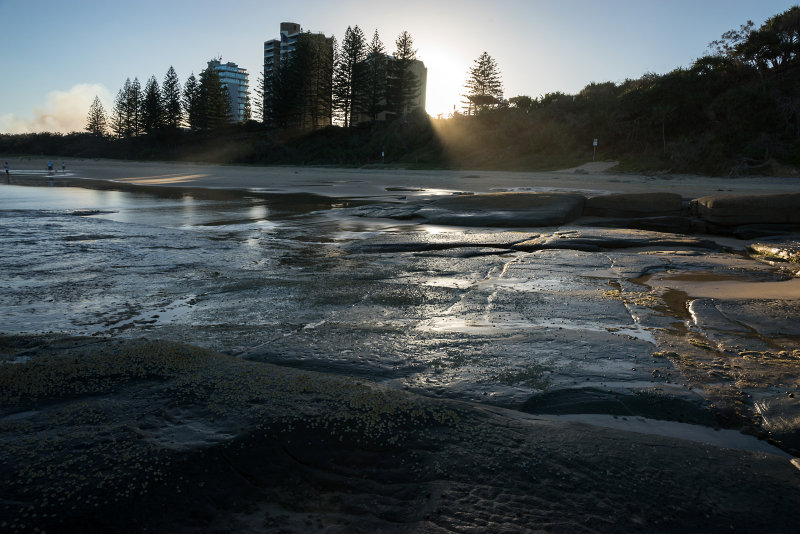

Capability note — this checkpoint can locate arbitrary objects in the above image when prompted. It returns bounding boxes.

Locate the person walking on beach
[47,161,53,174]
[3,161,8,176]
[61,161,66,173]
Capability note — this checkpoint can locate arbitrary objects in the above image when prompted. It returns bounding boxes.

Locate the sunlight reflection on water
[0,184,272,228]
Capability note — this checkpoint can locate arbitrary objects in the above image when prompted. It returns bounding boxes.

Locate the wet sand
[5,155,800,198]
[2,158,800,532]
[645,271,800,300]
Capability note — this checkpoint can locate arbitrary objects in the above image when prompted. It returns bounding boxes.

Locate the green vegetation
[3,7,800,175]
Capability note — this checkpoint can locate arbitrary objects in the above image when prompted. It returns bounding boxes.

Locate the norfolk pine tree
[110,87,126,138]
[252,69,267,123]
[308,34,334,128]
[387,31,420,117]
[85,95,108,136]
[111,78,141,137]
[271,40,306,127]
[267,33,333,130]
[140,76,164,134]
[198,65,231,130]
[128,78,143,136]
[362,30,387,121]
[162,66,183,129]
[333,25,367,127]
[294,34,328,129]
[463,52,503,114]
[182,73,201,130]
[267,49,298,127]
[242,91,252,122]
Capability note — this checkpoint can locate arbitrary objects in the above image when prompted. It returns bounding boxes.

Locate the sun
[421,45,467,118]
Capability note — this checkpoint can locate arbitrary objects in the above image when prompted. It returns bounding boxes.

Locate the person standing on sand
[47,161,53,174]
[4,161,8,175]
[61,162,66,173]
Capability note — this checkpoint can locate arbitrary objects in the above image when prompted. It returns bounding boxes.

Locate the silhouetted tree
[110,78,142,137]
[386,31,420,118]
[508,95,535,114]
[140,76,163,134]
[711,7,800,71]
[360,30,388,121]
[182,73,201,130]
[242,91,252,123]
[85,95,108,136]
[308,34,334,128]
[463,52,503,114]
[334,25,367,127]
[267,52,298,127]
[267,33,334,130]
[197,65,231,130]
[110,88,126,138]
[709,21,756,59]
[128,78,143,136]
[252,69,266,123]
[162,66,182,129]
[741,7,800,69]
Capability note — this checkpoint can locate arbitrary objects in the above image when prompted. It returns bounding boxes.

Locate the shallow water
[0,183,429,338]
[0,182,277,227]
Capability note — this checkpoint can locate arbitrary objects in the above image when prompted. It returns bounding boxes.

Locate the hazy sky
[1,0,796,133]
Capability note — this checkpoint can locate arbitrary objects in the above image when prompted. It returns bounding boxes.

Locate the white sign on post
[593,139,598,147]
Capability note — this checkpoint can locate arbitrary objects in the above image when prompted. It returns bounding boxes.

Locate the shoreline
[4,155,800,199]
[5,159,800,244]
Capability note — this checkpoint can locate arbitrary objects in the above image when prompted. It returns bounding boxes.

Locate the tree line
[87,27,424,137]
[86,63,242,138]
[436,6,800,174]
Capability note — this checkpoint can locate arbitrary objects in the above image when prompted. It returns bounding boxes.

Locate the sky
[1,0,797,133]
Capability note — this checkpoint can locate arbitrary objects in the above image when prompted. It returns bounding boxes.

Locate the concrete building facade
[208,59,250,123]
[263,22,302,80]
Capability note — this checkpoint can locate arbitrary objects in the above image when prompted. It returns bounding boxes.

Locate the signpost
[592,138,598,161]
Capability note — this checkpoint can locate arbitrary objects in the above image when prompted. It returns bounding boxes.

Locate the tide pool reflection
[0,184,276,228]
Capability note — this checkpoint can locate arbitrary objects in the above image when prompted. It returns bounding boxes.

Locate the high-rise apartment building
[208,59,250,123]
[263,22,302,80]
[263,22,427,126]
[263,22,334,129]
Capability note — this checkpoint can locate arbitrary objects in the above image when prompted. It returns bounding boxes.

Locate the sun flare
[421,45,467,118]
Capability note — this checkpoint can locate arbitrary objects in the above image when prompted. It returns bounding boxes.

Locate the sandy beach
[2,157,800,533]
[6,156,800,197]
